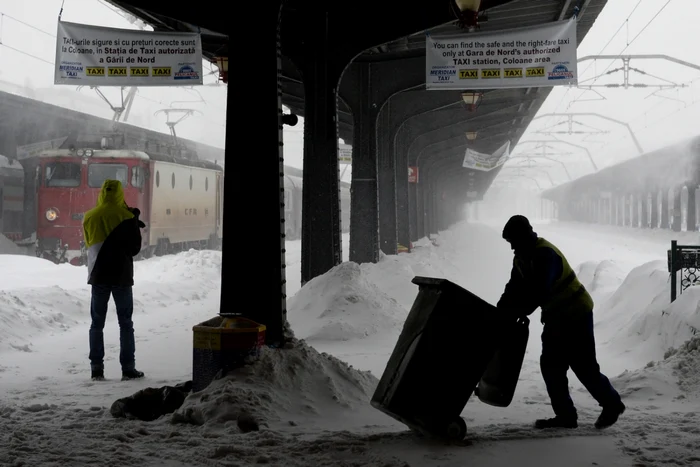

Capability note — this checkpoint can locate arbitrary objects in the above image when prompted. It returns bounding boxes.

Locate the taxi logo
[504,68,523,78]
[458,69,478,79]
[86,67,105,76]
[152,67,172,77]
[130,67,150,77]
[526,67,545,77]
[481,69,501,79]
[108,67,127,76]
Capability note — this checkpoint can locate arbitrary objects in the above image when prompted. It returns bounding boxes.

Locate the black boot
[535,416,578,429]
[91,369,105,381]
[121,369,145,381]
[595,402,625,429]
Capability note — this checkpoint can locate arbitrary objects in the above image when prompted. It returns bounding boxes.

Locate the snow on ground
[1,220,700,465]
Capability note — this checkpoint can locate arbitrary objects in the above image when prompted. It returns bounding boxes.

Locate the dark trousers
[540,310,622,419]
[89,284,135,372]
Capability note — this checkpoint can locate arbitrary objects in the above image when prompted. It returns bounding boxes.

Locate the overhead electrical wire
[528,0,675,185]
[546,0,645,126]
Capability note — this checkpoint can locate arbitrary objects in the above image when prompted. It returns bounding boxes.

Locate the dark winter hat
[502,215,534,241]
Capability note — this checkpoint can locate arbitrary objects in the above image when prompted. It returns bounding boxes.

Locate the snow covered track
[1,221,700,466]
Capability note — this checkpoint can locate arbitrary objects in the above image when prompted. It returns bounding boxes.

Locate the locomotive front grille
[38,237,61,250]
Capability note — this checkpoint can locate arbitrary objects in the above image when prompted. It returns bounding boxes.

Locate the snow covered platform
[2,220,700,466]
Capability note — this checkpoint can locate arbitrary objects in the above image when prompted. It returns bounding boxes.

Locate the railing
[667,240,700,302]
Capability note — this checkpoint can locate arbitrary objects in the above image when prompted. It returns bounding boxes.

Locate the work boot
[121,369,145,381]
[595,402,625,429]
[534,416,578,429]
[91,369,105,381]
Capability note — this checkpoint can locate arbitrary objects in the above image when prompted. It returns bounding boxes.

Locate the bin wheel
[445,417,467,441]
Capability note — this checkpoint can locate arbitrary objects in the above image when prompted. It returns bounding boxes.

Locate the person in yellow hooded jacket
[83,179,145,382]
[497,215,625,430]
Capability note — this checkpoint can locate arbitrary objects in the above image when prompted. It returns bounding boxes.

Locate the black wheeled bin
[370,276,503,441]
[475,316,530,407]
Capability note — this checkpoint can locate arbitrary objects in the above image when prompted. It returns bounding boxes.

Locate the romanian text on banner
[54,21,203,86]
[426,19,577,90]
[462,141,510,171]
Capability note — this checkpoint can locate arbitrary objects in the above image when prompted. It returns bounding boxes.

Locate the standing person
[83,179,145,381]
[497,215,625,429]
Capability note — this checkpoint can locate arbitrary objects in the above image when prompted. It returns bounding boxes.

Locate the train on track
[35,143,224,265]
[282,164,351,239]
[0,139,350,264]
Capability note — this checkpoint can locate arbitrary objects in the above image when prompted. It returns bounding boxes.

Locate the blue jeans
[89,285,135,372]
[540,311,622,419]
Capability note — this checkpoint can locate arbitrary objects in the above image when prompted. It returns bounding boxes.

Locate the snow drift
[597,260,700,369]
[172,338,377,430]
[287,262,406,341]
[575,259,625,305]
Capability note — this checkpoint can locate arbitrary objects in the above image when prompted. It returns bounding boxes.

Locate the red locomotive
[35,143,223,265]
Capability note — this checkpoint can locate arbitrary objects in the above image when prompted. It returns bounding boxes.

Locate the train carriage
[0,155,24,242]
[35,146,223,265]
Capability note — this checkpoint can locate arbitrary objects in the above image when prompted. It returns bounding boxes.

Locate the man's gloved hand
[127,207,146,228]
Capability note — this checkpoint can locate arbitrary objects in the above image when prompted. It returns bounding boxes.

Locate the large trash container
[370,276,504,441]
[475,316,530,407]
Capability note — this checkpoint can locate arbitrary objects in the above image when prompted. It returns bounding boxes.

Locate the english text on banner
[426,19,577,90]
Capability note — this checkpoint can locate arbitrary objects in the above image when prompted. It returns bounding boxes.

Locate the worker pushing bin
[370,276,529,441]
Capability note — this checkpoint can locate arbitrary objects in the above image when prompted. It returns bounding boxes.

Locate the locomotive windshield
[45,162,81,188]
[88,163,128,188]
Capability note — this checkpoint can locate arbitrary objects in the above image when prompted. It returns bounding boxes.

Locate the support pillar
[688,185,697,232]
[417,177,426,240]
[650,191,659,228]
[632,194,639,227]
[661,189,670,229]
[340,56,426,263]
[231,6,285,345]
[377,102,397,255]
[395,127,411,251]
[294,13,345,284]
[346,62,380,264]
[640,193,648,228]
[672,187,682,232]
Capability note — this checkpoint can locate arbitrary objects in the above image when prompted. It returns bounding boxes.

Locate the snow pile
[135,249,221,284]
[0,251,222,353]
[0,256,89,351]
[598,260,700,369]
[662,335,700,397]
[172,338,377,430]
[575,259,625,304]
[288,262,406,341]
[0,286,86,351]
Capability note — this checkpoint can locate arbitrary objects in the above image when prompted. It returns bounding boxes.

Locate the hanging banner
[463,140,511,171]
[54,21,203,86]
[426,19,577,90]
[339,144,352,164]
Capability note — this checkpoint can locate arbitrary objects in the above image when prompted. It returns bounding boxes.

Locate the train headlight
[45,208,58,221]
